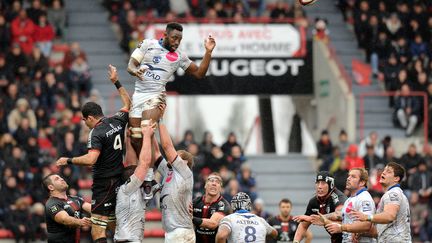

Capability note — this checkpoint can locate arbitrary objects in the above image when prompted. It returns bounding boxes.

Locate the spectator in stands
[200,131,216,160]
[383,145,398,165]
[221,132,241,155]
[410,34,428,59]
[34,14,55,57]
[30,202,47,241]
[69,56,92,96]
[353,0,369,48]
[7,98,37,133]
[0,176,24,212]
[208,146,228,171]
[6,44,28,79]
[358,131,384,158]
[58,131,82,159]
[270,1,293,20]
[0,55,14,92]
[5,146,30,173]
[316,129,333,163]
[337,129,349,159]
[241,0,265,17]
[237,163,257,201]
[27,0,45,24]
[328,147,342,175]
[333,159,348,192]
[227,145,245,173]
[28,47,49,78]
[40,72,60,112]
[394,84,421,136]
[47,0,66,38]
[344,144,365,170]
[0,15,10,54]
[0,133,16,159]
[177,129,196,150]
[13,117,37,146]
[223,178,240,202]
[11,9,36,55]
[6,197,34,243]
[213,1,228,18]
[371,31,392,77]
[363,144,383,170]
[385,13,403,41]
[400,143,424,181]
[119,9,137,53]
[409,191,428,241]
[188,0,207,17]
[5,0,22,23]
[409,161,432,202]
[252,198,271,220]
[63,42,87,70]
[392,36,410,59]
[0,99,9,135]
[25,136,40,168]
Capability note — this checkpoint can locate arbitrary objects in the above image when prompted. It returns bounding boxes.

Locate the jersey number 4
[113,134,123,150]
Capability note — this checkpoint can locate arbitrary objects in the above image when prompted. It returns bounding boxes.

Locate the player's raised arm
[133,122,155,181]
[158,121,177,164]
[185,35,216,79]
[108,64,131,111]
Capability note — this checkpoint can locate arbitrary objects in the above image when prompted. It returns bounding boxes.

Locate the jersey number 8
[113,134,123,150]
[245,226,257,242]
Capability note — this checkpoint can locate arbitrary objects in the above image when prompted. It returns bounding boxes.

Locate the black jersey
[193,195,231,243]
[267,216,298,243]
[305,188,347,243]
[45,195,86,243]
[87,109,128,179]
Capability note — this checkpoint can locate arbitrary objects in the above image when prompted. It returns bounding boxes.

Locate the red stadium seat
[0,230,14,238]
[78,179,93,189]
[145,209,162,221]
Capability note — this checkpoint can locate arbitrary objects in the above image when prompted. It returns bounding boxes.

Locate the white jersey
[219,211,275,243]
[376,185,411,243]
[130,39,192,95]
[158,157,194,233]
[341,188,376,243]
[114,174,146,242]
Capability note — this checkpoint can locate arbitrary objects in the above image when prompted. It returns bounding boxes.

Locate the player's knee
[91,216,108,229]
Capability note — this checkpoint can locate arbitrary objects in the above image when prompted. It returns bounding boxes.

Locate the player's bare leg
[91,213,110,243]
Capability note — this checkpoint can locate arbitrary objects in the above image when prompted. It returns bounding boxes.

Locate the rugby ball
[299,0,317,6]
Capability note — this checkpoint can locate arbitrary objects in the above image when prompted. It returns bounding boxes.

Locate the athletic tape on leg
[129,127,142,138]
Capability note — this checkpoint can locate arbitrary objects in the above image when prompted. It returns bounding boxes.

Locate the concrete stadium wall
[313,40,356,143]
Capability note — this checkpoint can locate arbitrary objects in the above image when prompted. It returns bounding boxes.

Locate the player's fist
[55,157,68,166]
[80,217,92,227]
[141,119,156,135]
[108,64,118,83]
[204,35,216,52]
[135,65,148,80]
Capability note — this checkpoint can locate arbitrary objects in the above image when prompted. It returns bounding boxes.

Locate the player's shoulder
[192,196,203,205]
[137,39,158,49]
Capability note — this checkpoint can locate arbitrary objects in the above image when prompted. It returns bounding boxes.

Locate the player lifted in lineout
[127,22,216,198]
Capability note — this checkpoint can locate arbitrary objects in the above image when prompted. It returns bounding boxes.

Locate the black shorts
[91,176,122,216]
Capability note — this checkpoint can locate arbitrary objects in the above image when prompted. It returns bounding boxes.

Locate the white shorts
[164,228,195,243]
[130,92,166,118]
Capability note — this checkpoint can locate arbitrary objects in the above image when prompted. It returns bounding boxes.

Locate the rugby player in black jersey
[267,198,312,243]
[193,172,231,243]
[293,171,347,243]
[55,65,131,243]
[43,173,92,243]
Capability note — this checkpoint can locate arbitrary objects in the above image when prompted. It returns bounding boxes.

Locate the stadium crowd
[101,0,308,53]
[342,0,432,137]
[317,129,432,242]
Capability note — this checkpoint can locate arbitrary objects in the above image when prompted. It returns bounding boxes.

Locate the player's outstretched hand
[350,210,367,222]
[204,34,216,53]
[135,65,148,80]
[108,64,118,83]
[310,213,327,226]
[80,217,92,227]
[293,215,312,223]
[325,223,342,234]
[55,157,68,166]
[142,119,156,136]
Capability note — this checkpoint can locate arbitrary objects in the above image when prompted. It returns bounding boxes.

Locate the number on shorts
[244,226,257,242]
[113,134,122,150]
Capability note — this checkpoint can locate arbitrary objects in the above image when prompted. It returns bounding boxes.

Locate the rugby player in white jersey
[126,22,216,199]
[316,168,376,243]
[114,122,156,243]
[351,162,412,243]
[215,192,278,243]
[157,119,195,242]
